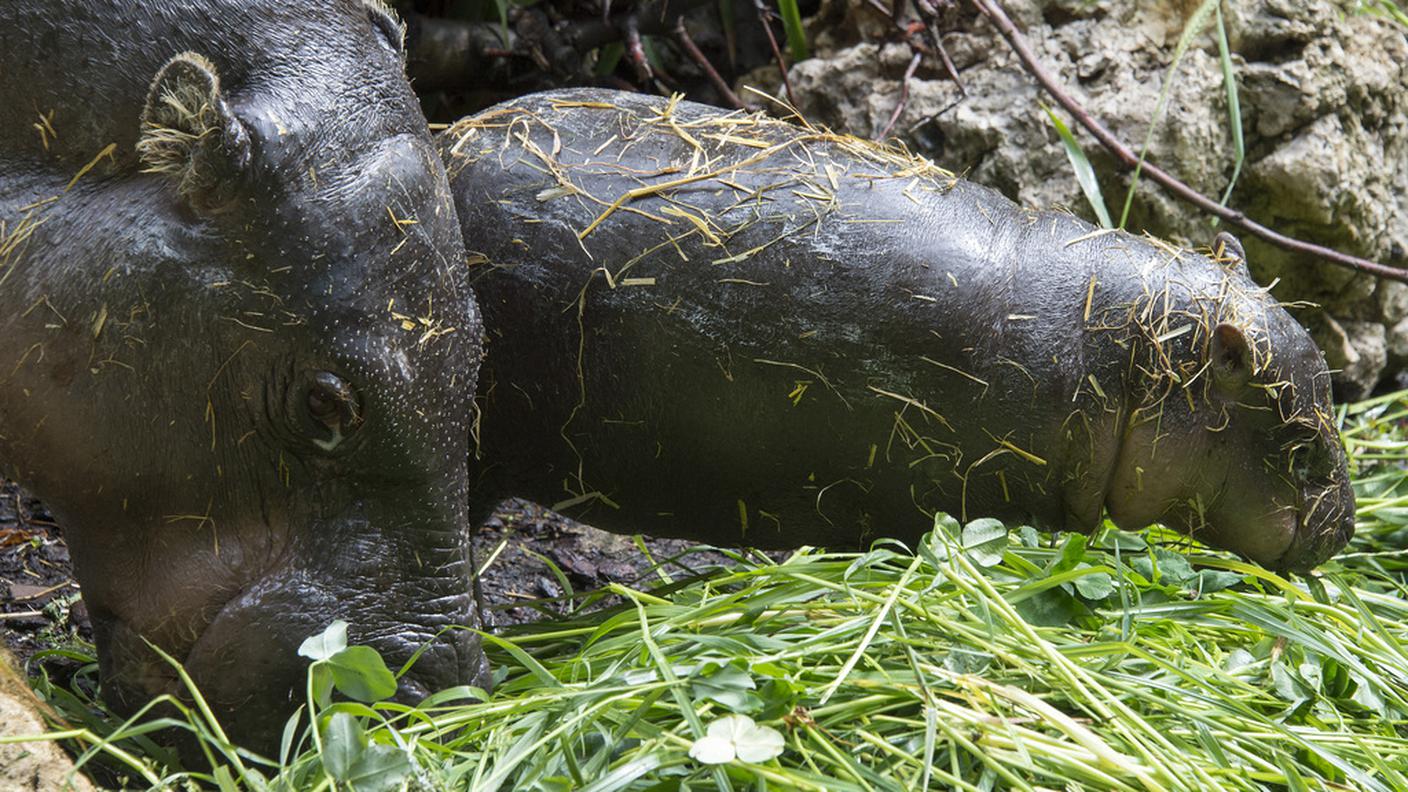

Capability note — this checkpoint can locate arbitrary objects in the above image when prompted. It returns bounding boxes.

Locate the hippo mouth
[95,566,484,752]
[1269,478,1356,573]
[1140,476,1351,575]
[1187,476,1355,574]
[1176,504,1298,572]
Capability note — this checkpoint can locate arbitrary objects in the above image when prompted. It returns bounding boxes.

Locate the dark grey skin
[0,2,485,750]
[442,90,1354,573]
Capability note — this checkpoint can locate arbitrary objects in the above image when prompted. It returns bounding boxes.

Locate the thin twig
[916,0,966,95]
[862,0,966,95]
[968,0,1407,283]
[573,0,718,50]
[675,17,744,108]
[878,52,924,140]
[754,0,797,106]
[624,16,654,83]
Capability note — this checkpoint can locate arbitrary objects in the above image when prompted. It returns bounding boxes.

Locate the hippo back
[441,89,1352,572]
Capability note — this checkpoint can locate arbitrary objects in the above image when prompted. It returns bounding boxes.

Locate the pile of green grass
[16,391,1408,790]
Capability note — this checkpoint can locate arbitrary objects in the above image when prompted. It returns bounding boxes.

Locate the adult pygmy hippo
[0,1,483,750]
[442,90,1354,573]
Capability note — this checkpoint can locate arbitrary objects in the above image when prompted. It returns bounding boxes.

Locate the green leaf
[962,518,1008,567]
[310,665,335,710]
[1095,529,1147,552]
[1043,104,1113,228]
[1016,525,1041,547]
[495,0,509,41]
[1297,661,1323,693]
[595,42,625,77]
[1350,675,1386,715]
[1073,565,1114,600]
[920,513,963,569]
[1052,533,1089,573]
[320,711,412,791]
[756,677,800,721]
[1195,569,1244,593]
[933,513,962,540]
[942,649,993,674]
[1134,549,1196,587]
[1154,549,1196,586]
[640,35,666,76]
[212,765,239,792]
[1014,588,1077,627]
[321,711,366,781]
[326,646,399,703]
[279,704,305,764]
[1223,648,1256,673]
[1321,658,1352,698]
[343,743,413,792]
[692,664,763,714]
[1272,663,1309,704]
[299,620,349,661]
[1363,0,1408,26]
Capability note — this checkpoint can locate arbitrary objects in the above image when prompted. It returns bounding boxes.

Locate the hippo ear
[364,0,407,56]
[1210,322,1253,393]
[1211,231,1250,277]
[136,52,251,213]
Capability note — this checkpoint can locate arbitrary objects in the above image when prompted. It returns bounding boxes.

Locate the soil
[0,479,746,670]
[0,481,83,664]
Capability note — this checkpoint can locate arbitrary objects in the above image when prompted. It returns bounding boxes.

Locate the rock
[1390,317,1408,365]
[1377,280,1408,324]
[1311,313,1389,401]
[0,650,94,792]
[766,0,1408,395]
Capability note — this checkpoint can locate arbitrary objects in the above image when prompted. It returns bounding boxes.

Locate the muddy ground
[0,478,749,676]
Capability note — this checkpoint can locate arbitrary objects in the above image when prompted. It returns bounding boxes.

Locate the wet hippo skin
[441,90,1354,576]
[0,0,486,751]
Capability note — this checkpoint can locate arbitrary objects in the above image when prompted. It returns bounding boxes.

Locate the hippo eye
[305,372,362,449]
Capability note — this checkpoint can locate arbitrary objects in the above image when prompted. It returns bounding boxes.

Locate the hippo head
[1103,243,1355,573]
[9,2,482,749]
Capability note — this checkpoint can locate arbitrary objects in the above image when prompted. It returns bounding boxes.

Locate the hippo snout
[122,567,486,753]
[1273,477,1357,574]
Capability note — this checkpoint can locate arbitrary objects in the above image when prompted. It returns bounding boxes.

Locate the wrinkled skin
[0,1,485,750]
[441,90,1354,573]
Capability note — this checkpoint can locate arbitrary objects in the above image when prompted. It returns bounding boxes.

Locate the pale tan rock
[0,649,95,792]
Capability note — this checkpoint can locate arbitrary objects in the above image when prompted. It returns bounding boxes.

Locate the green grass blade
[776,0,809,62]
[1118,0,1221,228]
[1043,104,1113,228]
[1214,6,1245,209]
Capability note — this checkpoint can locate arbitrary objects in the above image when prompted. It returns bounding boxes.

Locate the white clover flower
[688,714,785,764]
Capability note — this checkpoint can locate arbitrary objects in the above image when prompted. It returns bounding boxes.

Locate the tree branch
[676,17,744,108]
[968,0,1407,284]
[405,0,719,91]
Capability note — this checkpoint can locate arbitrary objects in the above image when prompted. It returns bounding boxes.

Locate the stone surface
[741,0,1408,396]
[0,650,93,792]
